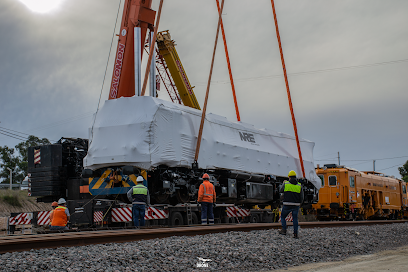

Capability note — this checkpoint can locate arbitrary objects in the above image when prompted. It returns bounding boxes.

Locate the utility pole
[6,167,12,190]
[373,160,376,171]
[338,152,340,165]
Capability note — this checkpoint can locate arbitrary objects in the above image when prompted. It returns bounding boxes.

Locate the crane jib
[110,43,126,99]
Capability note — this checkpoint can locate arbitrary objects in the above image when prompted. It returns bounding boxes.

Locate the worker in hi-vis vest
[50,198,70,230]
[197,173,216,225]
[279,170,303,239]
[127,176,150,227]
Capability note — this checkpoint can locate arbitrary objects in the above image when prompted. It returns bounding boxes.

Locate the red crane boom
[109,0,156,100]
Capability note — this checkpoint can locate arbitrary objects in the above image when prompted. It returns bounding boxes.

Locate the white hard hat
[58,198,66,205]
[136,176,144,182]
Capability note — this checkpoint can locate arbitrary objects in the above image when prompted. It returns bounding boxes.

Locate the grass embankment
[0,190,29,207]
[0,189,52,217]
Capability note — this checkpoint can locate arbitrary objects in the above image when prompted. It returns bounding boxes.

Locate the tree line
[0,136,50,183]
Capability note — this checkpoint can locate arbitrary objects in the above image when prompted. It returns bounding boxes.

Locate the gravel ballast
[1,223,407,271]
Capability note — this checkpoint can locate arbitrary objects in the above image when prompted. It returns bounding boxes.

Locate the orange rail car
[313,164,408,220]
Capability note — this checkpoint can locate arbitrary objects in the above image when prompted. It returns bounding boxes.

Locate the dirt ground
[273,245,408,272]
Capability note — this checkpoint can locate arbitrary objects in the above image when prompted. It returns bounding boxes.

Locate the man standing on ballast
[279,170,303,238]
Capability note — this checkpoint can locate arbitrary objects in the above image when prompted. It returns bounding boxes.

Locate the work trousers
[281,205,299,234]
[50,226,68,231]
[200,202,214,225]
[132,204,146,227]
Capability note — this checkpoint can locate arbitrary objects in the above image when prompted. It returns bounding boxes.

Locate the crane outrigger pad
[84,96,320,189]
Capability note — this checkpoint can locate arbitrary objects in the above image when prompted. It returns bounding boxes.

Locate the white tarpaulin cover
[84,96,321,189]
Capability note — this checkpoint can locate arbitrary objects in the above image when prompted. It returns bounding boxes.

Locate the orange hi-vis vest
[51,206,68,227]
[198,180,216,203]
[49,210,54,222]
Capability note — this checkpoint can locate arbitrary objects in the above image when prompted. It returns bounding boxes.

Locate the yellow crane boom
[156,31,201,110]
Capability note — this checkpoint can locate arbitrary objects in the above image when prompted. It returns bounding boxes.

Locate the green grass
[2,195,22,207]
[0,189,27,207]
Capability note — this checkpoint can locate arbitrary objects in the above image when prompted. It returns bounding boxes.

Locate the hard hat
[288,170,297,177]
[136,176,144,182]
[58,198,66,205]
[202,173,210,180]
[52,202,58,207]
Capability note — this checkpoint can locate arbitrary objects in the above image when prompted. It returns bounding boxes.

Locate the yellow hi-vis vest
[283,181,302,205]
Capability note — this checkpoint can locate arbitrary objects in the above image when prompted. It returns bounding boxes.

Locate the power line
[0,126,31,136]
[340,155,408,162]
[0,128,28,140]
[0,127,58,143]
[378,164,404,172]
[375,156,408,161]
[348,161,372,167]
[0,130,27,142]
[195,57,408,85]
[317,155,408,162]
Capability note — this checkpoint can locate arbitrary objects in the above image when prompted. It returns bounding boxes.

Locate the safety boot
[279,229,286,235]
[293,233,299,239]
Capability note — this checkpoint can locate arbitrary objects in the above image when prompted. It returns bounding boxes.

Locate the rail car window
[329,175,337,186]
[403,185,407,194]
[349,176,355,188]
[318,175,325,187]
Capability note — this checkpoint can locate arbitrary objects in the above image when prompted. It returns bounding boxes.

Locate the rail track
[0,220,406,254]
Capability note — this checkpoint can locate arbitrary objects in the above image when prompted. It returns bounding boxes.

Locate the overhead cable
[0,127,57,143]
[378,164,405,172]
[0,130,27,142]
[195,58,408,86]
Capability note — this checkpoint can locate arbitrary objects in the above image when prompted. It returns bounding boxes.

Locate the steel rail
[0,220,406,254]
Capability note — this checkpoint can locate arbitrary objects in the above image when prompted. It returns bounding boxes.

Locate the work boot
[279,229,286,235]
[293,233,299,239]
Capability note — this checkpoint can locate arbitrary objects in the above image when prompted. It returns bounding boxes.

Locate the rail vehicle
[313,164,408,220]
[27,98,321,210]
[27,132,319,227]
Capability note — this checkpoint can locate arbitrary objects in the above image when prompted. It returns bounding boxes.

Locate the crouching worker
[127,176,150,227]
[279,170,303,238]
[198,173,216,225]
[50,198,70,231]
[48,201,58,228]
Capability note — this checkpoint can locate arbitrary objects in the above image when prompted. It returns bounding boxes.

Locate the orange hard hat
[52,202,58,207]
[202,173,210,180]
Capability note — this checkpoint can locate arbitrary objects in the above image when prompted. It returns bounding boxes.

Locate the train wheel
[191,212,199,224]
[250,214,259,223]
[176,189,190,203]
[154,193,169,204]
[170,212,184,226]
[222,217,236,223]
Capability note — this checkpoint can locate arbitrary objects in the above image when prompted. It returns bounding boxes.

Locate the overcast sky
[0,0,407,179]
